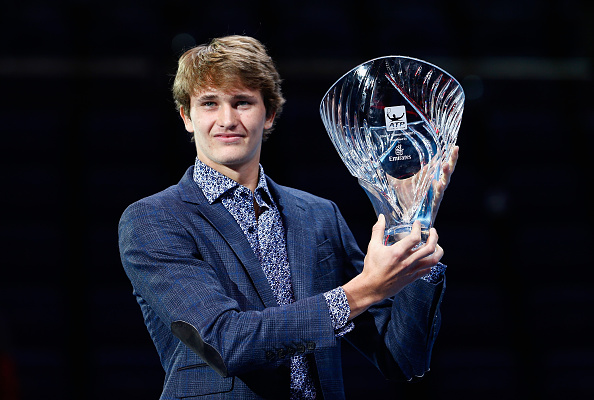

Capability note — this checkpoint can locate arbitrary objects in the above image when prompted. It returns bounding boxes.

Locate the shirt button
[247,226,256,234]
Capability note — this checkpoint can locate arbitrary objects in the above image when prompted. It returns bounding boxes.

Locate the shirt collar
[192,158,273,205]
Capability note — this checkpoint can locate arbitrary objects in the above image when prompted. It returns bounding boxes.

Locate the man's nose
[217,104,238,129]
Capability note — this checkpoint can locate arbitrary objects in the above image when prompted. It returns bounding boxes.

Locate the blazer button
[286,346,296,357]
[277,348,287,359]
[266,350,276,361]
[306,341,316,351]
[296,343,305,354]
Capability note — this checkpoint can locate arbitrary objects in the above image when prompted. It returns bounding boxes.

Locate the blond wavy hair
[172,35,285,140]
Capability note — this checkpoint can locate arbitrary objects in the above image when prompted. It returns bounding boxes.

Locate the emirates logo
[388,142,412,162]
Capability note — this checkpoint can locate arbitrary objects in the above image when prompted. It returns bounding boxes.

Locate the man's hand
[342,215,444,320]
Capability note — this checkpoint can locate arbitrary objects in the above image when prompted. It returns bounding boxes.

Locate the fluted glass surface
[320,56,464,244]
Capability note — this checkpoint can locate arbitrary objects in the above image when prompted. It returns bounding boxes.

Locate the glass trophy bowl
[320,56,464,244]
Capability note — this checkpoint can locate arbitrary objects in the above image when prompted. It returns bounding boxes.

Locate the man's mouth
[214,133,245,142]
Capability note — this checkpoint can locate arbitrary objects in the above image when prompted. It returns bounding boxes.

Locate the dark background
[1,0,593,399]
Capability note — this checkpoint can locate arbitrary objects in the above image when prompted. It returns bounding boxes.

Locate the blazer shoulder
[119,167,198,223]
[122,183,181,216]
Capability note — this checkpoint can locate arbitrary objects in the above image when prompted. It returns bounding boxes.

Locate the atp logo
[384,105,407,131]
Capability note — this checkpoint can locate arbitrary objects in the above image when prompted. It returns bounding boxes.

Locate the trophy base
[384,224,430,246]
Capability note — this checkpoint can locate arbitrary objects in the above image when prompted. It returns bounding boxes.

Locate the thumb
[371,214,386,245]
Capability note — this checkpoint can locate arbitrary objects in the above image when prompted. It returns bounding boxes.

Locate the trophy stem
[384,223,429,246]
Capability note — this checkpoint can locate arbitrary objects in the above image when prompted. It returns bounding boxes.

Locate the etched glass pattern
[320,56,465,244]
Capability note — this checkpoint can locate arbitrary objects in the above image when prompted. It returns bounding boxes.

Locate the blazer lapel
[267,178,317,301]
[177,167,278,309]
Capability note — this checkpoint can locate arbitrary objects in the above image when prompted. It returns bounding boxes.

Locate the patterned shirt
[193,159,347,399]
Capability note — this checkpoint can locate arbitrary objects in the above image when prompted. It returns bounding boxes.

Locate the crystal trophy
[320,56,464,244]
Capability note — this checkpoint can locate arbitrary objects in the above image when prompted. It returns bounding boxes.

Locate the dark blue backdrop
[1,0,593,399]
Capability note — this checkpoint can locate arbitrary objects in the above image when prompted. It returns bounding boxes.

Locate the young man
[119,35,456,399]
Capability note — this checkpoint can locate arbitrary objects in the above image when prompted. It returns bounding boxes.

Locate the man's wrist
[341,274,381,321]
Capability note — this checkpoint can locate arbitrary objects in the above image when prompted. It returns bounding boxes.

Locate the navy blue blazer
[118,166,445,399]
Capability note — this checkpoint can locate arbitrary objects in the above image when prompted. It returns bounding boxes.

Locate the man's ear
[180,107,194,133]
[264,110,276,130]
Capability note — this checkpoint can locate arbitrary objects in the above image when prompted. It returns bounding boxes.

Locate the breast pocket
[314,238,339,284]
[175,363,234,398]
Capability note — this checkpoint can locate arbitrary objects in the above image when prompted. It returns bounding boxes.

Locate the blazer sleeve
[118,198,338,378]
[332,203,446,381]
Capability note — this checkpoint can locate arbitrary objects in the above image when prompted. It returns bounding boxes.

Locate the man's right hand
[342,214,444,320]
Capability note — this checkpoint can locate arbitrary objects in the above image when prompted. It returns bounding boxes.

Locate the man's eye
[202,101,216,107]
[237,100,251,107]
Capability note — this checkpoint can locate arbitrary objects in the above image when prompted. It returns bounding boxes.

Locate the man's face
[181,83,275,176]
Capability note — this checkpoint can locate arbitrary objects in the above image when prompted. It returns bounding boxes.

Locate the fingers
[369,218,442,267]
[437,146,459,195]
[399,220,422,250]
[433,243,444,262]
[370,214,386,245]
[451,145,460,166]
[412,243,443,278]
[443,146,459,181]
[411,227,438,259]
[361,218,444,300]
[425,227,438,249]
[419,243,444,272]
[405,227,444,272]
